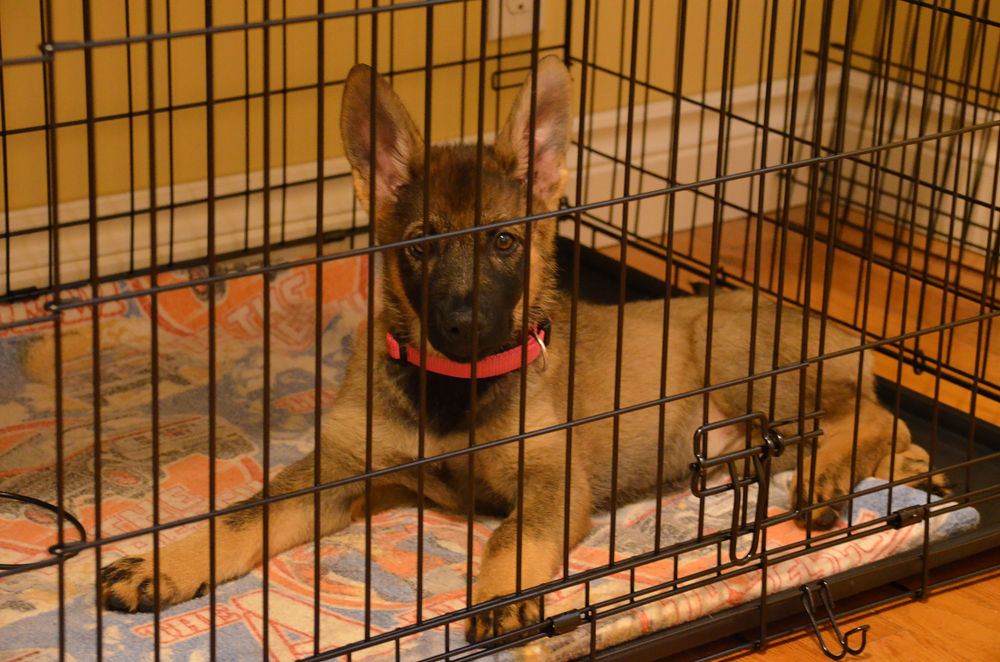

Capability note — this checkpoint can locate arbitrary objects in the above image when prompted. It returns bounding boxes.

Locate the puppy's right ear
[340,65,423,215]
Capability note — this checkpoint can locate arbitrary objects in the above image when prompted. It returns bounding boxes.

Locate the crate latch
[690,411,784,565]
[801,580,869,660]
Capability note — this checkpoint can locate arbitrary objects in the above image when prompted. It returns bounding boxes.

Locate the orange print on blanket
[132,258,368,344]
[160,455,263,502]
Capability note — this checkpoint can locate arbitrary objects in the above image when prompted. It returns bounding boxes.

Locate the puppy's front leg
[466,450,592,643]
[102,444,366,612]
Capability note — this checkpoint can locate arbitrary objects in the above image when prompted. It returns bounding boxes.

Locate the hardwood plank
[655,557,1000,661]
[874,591,1000,662]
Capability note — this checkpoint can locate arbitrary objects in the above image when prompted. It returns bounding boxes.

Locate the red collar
[386,320,550,379]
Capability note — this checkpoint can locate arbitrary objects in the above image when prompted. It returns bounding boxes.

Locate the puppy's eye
[405,231,436,259]
[494,232,516,252]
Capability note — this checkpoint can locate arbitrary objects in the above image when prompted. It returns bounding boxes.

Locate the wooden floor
[598,210,1000,661]
[665,548,1000,662]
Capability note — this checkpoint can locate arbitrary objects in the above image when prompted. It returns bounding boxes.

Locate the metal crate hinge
[0,286,41,304]
[890,504,925,529]
[800,581,869,660]
[690,411,785,565]
[545,609,586,637]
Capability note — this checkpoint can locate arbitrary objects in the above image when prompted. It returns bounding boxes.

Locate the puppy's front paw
[465,597,540,645]
[876,445,954,498]
[792,472,846,530]
[101,556,207,612]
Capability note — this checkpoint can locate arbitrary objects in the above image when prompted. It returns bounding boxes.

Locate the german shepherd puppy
[102,56,943,643]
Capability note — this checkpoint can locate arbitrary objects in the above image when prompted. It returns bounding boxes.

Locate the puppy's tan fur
[102,57,943,643]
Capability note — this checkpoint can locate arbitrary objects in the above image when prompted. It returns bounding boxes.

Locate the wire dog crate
[1,1,998,661]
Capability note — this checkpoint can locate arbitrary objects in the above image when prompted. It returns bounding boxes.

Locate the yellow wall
[851,0,1000,104]
[1,0,997,214]
[0,0,566,212]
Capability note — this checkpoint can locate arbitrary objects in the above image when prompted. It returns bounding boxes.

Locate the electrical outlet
[486,0,544,41]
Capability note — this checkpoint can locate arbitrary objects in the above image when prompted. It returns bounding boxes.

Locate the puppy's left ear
[495,55,572,211]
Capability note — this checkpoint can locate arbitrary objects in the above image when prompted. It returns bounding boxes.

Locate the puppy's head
[340,56,572,362]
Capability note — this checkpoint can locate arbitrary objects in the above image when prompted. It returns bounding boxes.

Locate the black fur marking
[388,145,529,363]
[223,498,262,531]
[794,474,846,529]
[913,474,953,498]
[929,481,952,497]
[387,360,516,435]
[813,505,842,529]
[816,473,831,494]
[112,557,143,569]
[396,242,525,363]
[101,557,143,585]
[469,610,494,644]
[101,566,131,585]
[106,591,134,613]
[518,601,537,626]
[467,601,539,645]
[136,579,155,612]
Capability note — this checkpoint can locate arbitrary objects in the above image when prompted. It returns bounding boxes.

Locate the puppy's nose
[442,306,475,345]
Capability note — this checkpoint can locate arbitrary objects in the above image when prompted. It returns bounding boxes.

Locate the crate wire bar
[0,1,997,661]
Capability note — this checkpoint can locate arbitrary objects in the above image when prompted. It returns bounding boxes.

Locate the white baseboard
[2,159,363,294]
[2,68,864,293]
[562,70,839,250]
[837,71,1000,254]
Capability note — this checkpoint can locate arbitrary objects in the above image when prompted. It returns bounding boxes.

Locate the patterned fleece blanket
[0,255,979,662]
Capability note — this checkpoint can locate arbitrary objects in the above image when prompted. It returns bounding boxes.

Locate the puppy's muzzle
[429,302,510,362]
